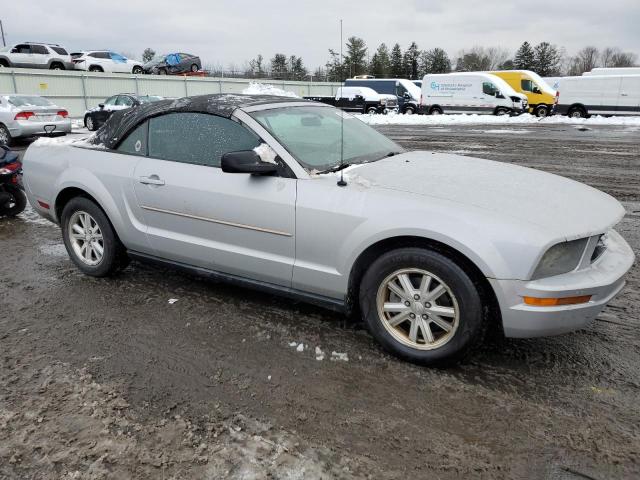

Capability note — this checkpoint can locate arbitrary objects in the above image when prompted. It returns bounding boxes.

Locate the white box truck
[554,75,640,117]
[420,72,528,115]
[583,67,640,76]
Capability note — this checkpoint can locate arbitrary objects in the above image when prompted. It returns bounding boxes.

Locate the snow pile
[242,82,299,98]
[253,143,278,164]
[358,112,640,127]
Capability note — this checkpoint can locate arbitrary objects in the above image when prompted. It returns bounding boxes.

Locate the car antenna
[337,18,347,187]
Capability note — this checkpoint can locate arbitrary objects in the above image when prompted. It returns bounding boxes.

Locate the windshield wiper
[318,163,352,174]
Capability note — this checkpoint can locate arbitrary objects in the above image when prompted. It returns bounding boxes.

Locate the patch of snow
[18,204,55,227]
[39,243,67,257]
[482,129,532,134]
[315,347,325,361]
[288,341,298,347]
[358,112,640,127]
[296,344,304,353]
[168,298,178,304]
[242,82,299,98]
[253,143,278,164]
[330,352,349,362]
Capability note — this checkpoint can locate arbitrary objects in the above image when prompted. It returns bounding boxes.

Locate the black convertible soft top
[89,94,311,150]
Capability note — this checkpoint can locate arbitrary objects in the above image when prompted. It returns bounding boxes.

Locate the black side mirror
[98,103,105,109]
[496,92,505,99]
[533,87,541,94]
[221,150,278,175]
[403,92,411,99]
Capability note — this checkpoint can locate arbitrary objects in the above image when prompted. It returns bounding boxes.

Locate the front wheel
[495,107,510,116]
[568,106,587,118]
[85,114,97,131]
[404,106,415,115]
[0,124,12,146]
[61,197,129,277]
[359,248,486,366]
[190,64,199,72]
[534,105,549,117]
[0,185,26,217]
[429,106,443,115]
[132,66,144,75]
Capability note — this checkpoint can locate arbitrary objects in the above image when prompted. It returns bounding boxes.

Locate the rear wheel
[49,62,64,70]
[429,106,443,115]
[157,68,167,75]
[190,64,199,72]
[534,105,549,117]
[568,106,587,118]
[132,66,144,75]
[359,248,486,366]
[89,65,103,72]
[366,106,378,114]
[61,197,129,277]
[0,124,12,146]
[0,185,26,216]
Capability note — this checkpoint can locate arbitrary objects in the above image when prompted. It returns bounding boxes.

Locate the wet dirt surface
[1,125,639,479]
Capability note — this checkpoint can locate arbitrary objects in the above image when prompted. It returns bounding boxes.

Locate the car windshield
[6,95,53,107]
[137,96,164,103]
[250,106,403,172]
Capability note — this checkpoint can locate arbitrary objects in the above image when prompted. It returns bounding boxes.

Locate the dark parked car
[84,94,163,131]
[142,53,202,75]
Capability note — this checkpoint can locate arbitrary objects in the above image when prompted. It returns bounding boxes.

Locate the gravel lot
[1,123,639,479]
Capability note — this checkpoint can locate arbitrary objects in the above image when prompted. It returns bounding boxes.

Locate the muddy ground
[1,124,639,479]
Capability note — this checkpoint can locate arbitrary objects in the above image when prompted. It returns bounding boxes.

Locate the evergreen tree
[420,47,451,74]
[533,42,562,76]
[325,49,344,81]
[270,53,288,79]
[403,42,420,79]
[390,43,404,77]
[513,41,536,70]
[289,55,308,80]
[369,43,391,77]
[344,36,368,77]
[142,48,155,63]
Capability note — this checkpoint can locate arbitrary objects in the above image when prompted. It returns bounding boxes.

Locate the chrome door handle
[139,175,165,186]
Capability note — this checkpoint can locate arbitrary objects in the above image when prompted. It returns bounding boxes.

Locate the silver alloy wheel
[68,211,104,266]
[376,268,460,350]
[536,106,548,117]
[85,116,94,130]
[0,126,9,144]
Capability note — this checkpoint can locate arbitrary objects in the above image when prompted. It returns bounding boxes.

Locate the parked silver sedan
[0,95,71,145]
[21,94,635,365]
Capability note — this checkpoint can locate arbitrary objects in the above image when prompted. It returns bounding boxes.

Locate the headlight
[380,99,388,105]
[531,238,589,280]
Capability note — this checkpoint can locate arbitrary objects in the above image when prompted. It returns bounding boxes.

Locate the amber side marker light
[524,295,592,307]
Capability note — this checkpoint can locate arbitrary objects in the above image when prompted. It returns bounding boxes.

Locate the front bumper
[9,119,72,139]
[490,229,635,338]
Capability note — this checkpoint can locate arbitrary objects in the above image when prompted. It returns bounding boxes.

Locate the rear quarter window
[50,46,68,55]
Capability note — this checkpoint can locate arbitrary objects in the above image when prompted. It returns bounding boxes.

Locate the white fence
[0,68,342,118]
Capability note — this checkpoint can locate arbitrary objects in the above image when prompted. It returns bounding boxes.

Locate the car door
[617,76,640,115]
[132,112,297,287]
[10,44,33,67]
[109,52,128,73]
[30,44,50,67]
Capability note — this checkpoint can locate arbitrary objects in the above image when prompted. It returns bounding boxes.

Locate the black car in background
[142,53,202,75]
[84,94,163,131]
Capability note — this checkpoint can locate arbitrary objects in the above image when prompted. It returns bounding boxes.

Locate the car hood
[340,151,625,239]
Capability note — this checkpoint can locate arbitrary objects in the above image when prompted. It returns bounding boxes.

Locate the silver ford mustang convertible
[22,94,635,365]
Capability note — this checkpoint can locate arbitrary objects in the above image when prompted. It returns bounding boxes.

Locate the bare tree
[567,46,599,75]
[601,47,637,68]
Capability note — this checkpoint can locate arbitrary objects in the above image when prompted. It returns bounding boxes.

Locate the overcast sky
[2,0,639,68]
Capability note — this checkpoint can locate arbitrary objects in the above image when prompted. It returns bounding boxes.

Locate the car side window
[521,79,534,92]
[31,45,48,55]
[148,113,261,167]
[104,96,118,106]
[482,82,498,96]
[117,122,148,156]
[14,44,32,54]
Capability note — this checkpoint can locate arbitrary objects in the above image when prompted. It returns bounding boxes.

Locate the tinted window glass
[117,122,147,156]
[14,44,31,54]
[104,96,118,106]
[521,79,534,92]
[482,82,498,95]
[50,46,68,55]
[148,113,261,167]
[31,45,48,55]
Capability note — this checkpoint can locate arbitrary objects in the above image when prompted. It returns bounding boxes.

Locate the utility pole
[0,20,6,47]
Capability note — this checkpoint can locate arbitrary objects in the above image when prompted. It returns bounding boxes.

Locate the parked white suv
[71,51,144,74]
[0,42,74,70]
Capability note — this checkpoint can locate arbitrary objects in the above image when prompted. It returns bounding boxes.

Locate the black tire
[88,65,103,73]
[494,107,510,116]
[49,62,65,70]
[85,114,97,131]
[429,106,443,115]
[157,68,167,75]
[61,197,129,277]
[0,60,8,68]
[359,248,486,366]
[0,185,26,216]
[132,66,144,75]
[0,124,12,146]
[366,106,378,114]
[190,64,199,72]
[404,106,415,115]
[534,105,549,117]
[568,106,587,118]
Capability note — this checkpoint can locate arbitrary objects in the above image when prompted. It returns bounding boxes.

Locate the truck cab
[490,70,556,117]
[344,78,423,114]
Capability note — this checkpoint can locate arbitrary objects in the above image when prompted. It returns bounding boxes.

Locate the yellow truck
[490,70,557,117]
